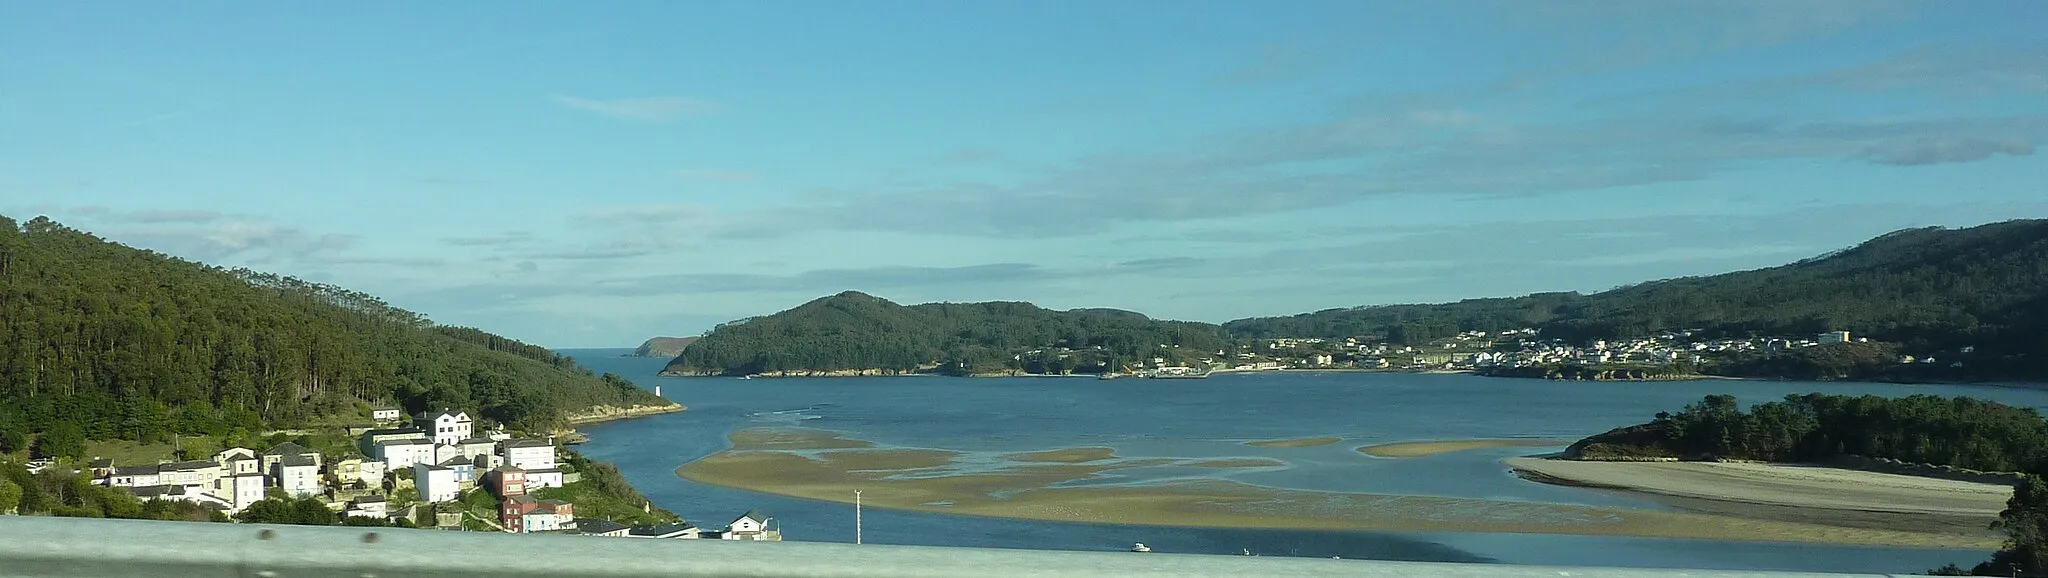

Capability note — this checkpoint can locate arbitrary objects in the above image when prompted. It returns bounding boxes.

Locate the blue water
[565,349,2046,572]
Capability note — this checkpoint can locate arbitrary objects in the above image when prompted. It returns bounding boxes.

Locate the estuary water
[565,348,2048,572]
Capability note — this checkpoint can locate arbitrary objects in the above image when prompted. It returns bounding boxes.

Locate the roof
[223,455,257,463]
[371,405,401,412]
[491,465,526,474]
[380,438,434,447]
[352,495,388,504]
[111,465,160,476]
[458,437,496,446]
[414,463,451,471]
[575,519,630,535]
[363,427,426,437]
[89,459,113,468]
[264,442,314,457]
[524,467,562,475]
[737,510,769,524]
[414,409,470,421]
[279,454,318,468]
[128,485,186,498]
[161,461,217,472]
[626,523,697,538]
[501,439,551,449]
[438,455,472,467]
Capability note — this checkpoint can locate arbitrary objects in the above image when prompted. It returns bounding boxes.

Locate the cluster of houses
[87,407,778,540]
[1236,329,1974,371]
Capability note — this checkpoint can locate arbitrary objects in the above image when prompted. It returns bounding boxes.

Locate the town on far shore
[25,408,780,541]
[1032,328,1974,381]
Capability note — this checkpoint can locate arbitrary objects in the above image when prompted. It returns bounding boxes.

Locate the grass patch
[83,440,180,464]
[530,480,675,527]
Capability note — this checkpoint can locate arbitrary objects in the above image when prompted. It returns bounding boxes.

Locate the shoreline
[563,402,687,426]
[670,427,1999,549]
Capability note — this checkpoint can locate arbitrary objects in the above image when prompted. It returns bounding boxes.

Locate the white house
[344,495,389,520]
[721,511,778,541]
[211,473,266,513]
[102,465,161,488]
[261,442,322,472]
[523,468,565,490]
[371,406,404,423]
[275,454,322,498]
[415,463,459,504]
[377,438,436,470]
[501,439,555,470]
[439,455,477,484]
[415,410,474,446]
[130,485,231,510]
[456,438,497,462]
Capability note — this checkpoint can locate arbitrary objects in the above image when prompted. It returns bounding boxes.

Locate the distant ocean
[566,348,2034,573]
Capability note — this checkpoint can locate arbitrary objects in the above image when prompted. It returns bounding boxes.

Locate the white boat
[1098,373,1121,380]
[1130,543,1151,553]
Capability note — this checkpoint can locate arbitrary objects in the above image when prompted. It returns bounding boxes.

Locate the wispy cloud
[673,169,757,182]
[442,231,534,247]
[549,95,720,121]
[1858,138,2035,166]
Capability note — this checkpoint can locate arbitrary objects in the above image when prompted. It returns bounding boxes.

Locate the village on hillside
[55,408,780,541]
[1065,328,1975,378]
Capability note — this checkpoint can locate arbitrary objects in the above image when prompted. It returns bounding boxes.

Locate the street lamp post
[855,490,862,545]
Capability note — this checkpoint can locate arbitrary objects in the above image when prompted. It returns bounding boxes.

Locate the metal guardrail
[0,516,1914,578]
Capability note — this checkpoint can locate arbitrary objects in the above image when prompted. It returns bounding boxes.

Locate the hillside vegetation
[663,291,1229,376]
[631,336,699,358]
[1223,220,2048,377]
[0,215,669,453]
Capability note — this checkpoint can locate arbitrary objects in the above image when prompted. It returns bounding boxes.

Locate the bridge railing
[0,516,1906,578]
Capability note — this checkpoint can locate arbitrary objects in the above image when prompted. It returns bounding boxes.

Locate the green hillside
[1222,220,2048,376]
[662,291,1230,376]
[0,215,670,450]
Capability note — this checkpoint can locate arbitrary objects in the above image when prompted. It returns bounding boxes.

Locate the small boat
[1130,543,1151,553]
[1098,373,1121,380]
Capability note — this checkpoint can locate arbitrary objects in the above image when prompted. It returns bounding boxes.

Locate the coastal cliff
[631,336,699,358]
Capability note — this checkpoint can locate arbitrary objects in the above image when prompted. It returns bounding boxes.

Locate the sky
[2,1,2045,348]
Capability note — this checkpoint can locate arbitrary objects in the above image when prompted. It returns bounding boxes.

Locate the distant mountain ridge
[1222,219,2048,375]
[659,291,1227,376]
[663,220,2047,379]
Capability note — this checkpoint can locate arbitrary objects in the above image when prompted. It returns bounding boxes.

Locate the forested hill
[1222,219,2048,362]
[0,215,670,443]
[661,291,1229,376]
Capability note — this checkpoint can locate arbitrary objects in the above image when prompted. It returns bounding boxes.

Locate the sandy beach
[673,427,2001,548]
[1503,458,2012,516]
[1358,439,1564,458]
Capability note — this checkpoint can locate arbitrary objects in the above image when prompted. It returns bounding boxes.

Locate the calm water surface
[566,349,2046,572]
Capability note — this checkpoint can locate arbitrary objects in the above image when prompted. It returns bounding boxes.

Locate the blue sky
[3,1,2045,347]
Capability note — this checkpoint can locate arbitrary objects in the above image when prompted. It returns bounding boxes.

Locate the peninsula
[629,336,699,358]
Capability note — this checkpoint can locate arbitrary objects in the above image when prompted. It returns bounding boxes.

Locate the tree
[33,421,86,461]
[0,477,20,514]
[0,426,26,455]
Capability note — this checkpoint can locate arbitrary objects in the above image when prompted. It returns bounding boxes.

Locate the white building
[377,438,436,470]
[275,454,321,498]
[501,439,556,470]
[523,468,564,490]
[103,465,161,488]
[415,410,474,446]
[415,463,459,504]
[212,473,266,513]
[371,406,404,423]
[721,511,778,541]
[344,495,389,520]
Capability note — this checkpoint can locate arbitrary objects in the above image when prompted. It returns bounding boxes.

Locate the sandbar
[1187,458,1287,468]
[1503,457,2012,516]
[1244,437,1342,448]
[1005,447,1118,463]
[675,428,1997,548]
[1358,439,1563,458]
